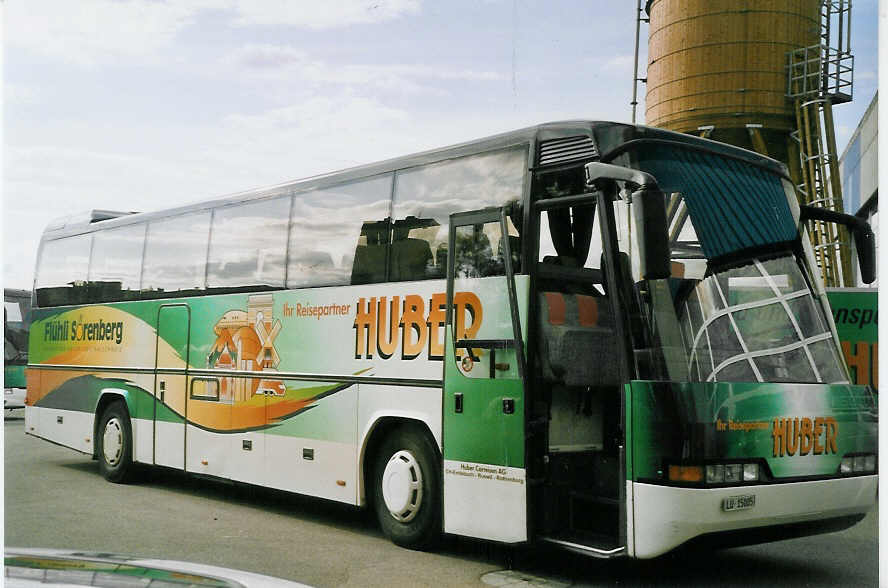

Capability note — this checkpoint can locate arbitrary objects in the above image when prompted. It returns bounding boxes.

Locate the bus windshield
[676,255,847,383]
[4,291,30,364]
[610,143,848,385]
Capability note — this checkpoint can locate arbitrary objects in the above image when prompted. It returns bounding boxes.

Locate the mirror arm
[799,205,877,284]
[799,204,865,229]
[585,162,659,192]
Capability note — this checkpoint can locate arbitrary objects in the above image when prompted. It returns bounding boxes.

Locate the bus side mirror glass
[853,221,876,285]
[633,188,671,280]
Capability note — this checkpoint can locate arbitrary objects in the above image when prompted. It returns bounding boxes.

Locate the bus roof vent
[538,135,598,167]
[45,209,139,232]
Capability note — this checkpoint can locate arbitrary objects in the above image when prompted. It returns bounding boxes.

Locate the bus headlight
[688,462,761,485]
[840,454,876,474]
[724,464,742,483]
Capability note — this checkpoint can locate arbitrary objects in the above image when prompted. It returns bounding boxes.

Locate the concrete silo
[643,0,855,286]
[646,0,819,166]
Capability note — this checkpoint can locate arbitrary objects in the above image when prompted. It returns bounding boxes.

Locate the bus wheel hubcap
[103,418,123,467]
[382,450,423,523]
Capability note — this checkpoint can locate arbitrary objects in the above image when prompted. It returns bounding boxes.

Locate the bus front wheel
[372,425,441,550]
[97,400,135,483]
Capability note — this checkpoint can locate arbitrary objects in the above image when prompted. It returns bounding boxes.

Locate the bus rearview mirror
[854,226,877,285]
[799,205,877,285]
[584,162,671,281]
[632,188,671,280]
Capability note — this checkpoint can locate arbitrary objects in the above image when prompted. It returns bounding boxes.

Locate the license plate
[722,494,755,512]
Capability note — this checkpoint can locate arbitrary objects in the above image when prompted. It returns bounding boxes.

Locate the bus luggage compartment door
[442,209,529,543]
[153,304,190,469]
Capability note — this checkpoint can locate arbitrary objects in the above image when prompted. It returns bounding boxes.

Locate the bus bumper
[630,476,877,559]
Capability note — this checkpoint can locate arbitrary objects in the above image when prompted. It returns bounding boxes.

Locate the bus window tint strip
[635,146,797,259]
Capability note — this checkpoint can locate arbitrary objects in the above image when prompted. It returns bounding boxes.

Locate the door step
[540,532,625,558]
[569,490,619,506]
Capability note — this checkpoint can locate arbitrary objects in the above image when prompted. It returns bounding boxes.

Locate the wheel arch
[358,414,440,507]
[92,389,132,459]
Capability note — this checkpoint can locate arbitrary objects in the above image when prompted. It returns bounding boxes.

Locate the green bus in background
[826,288,878,389]
[25,121,877,558]
[5,288,31,411]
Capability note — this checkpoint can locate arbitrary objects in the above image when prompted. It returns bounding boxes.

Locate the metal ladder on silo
[785,0,854,287]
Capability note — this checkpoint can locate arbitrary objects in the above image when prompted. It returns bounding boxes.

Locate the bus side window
[287,174,393,288]
[537,206,604,296]
[351,220,390,285]
[392,146,527,282]
[207,196,289,292]
[390,217,435,281]
[190,378,220,401]
[87,224,146,302]
[453,222,510,278]
[142,212,211,298]
[35,233,92,307]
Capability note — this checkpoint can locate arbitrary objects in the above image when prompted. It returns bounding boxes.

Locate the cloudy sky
[2,0,881,289]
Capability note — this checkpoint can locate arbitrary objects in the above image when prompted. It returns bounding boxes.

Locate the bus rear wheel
[97,400,135,483]
[372,425,441,550]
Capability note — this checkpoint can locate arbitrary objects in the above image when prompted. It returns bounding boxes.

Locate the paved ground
[4,411,879,587]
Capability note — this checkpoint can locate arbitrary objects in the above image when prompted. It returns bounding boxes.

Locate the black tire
[97,400,135,483]
[372,425,441,550]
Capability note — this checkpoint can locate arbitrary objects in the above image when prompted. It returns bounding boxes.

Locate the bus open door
[442,208,530,543]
